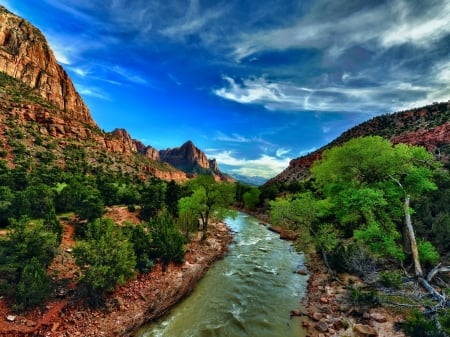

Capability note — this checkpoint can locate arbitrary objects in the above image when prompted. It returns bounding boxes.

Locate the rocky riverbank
[0,222,233,337]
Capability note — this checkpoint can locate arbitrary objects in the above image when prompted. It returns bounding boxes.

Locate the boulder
[354,323,378,336]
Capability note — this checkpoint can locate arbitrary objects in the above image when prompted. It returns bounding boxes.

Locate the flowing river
[134,212,308,337]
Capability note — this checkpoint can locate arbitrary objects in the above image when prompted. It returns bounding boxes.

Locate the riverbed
[134,212,308,337]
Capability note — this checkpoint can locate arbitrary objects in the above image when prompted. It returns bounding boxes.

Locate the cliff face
[0,6,94,126]
[0,6,232,183]
[160,141,233,181]
[267,101,450,185]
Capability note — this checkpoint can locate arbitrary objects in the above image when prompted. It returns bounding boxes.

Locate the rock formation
[0,6,94,126]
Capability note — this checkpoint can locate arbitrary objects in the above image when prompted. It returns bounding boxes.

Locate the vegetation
[267,136,449,336]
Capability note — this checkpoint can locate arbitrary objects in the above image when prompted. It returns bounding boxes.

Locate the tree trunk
[404,195,423,277]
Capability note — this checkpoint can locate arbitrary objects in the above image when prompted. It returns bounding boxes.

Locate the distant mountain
[267,101,450,185]
[0,6,229,182]
[160,141,234,181]
[231,174,268,186]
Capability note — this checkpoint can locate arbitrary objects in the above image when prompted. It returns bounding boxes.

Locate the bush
[418,240,440,266]
[15,257,51,309]
[379,270,403,289]
[349,286,380,307]
[74,219,136,303]
[403,310,441,337]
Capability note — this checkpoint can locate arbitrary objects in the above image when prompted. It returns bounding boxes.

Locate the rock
[315,319,329,332]
[320,296,329,304]
[354,323,378,336]
[6,315,16,322]
[302,321,311,328]
[311,312,323,321]
[296,269,308,275]
[370,312,387,323]
[26,319,37,327]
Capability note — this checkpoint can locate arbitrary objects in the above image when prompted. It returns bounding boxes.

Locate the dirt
[0,208,233,337]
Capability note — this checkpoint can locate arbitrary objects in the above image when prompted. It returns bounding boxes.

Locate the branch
[427,263,450,283]
[418,277,447,304]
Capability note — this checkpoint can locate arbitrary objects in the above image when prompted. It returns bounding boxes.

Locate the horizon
[1,0,449,179]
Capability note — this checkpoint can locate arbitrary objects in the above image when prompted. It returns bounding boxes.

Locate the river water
[134,212,308,337]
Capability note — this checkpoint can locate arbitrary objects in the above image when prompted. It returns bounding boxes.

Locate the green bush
[418,240,440,266]
[403,309,441,337]
[15,257,51,309]
[349,286,379,307]
[379,270,403,289]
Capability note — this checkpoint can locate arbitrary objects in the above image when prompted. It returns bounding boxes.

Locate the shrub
[418,240,440,266]
[379,270,403,289]
[403,310,441,337]
[15,257,51,309]
[349,286,379,307]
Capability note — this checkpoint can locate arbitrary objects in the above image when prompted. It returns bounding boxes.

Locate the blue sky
[2,0,449,179]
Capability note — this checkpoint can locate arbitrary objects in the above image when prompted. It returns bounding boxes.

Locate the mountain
[0,6,228,182]
[267,101,450,185]
[231,174,268,186]
[160,141,234,181]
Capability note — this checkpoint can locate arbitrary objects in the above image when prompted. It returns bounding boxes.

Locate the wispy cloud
[111,66,148,85]
[214,131,251,143]
[76,84,110,100]
[207,150,291,179]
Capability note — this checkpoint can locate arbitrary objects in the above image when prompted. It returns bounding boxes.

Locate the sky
[1,0,449,179]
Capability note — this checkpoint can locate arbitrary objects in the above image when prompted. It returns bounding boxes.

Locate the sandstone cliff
[267,101,450,185]
[0,6,231,183]
[0,6,94,126]
[160,140,233,181]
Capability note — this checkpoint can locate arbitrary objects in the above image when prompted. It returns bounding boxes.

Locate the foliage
[403,310,442,337]
[15,257,51,309]
[349,286,380,307]
[124,223,154,273]
[148,210,185,265]
[179,175,235,239]
[379,270,403,289]
[74,219,136,301]
[242,187,261,210]
[417,240,440,266]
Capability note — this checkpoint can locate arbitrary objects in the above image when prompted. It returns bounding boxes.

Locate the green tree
[74,218,136,302]
[178,175,235,240]
[16,257,51,309]
[243,187,261,210]
[148,210,185,265]
[311,136,437,274]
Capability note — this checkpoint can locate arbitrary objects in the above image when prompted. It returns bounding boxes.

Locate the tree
[178,175,235,240]
[16,257,51,309]
[243,187,261,210]
[311,136,437,275]
[74,218,136,303]
[148,210,185,265]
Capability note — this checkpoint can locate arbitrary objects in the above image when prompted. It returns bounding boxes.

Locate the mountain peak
[0,6,95,126]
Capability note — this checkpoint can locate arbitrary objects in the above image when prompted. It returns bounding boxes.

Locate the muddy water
[134,212,307,337]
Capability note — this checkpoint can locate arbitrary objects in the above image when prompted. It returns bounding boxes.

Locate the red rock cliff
[0,6,95,126]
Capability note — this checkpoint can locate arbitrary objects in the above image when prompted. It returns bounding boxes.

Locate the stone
[320,296,329,304]
[315,319,329,333]
[296,269,308,275]
[6,315,16,322]
[370,312,387,323]
[311,312,323,321]
[354,323,378,337]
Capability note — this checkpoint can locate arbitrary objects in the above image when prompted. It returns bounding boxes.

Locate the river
[134,212,308,337]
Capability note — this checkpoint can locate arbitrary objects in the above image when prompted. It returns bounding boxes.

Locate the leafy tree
[311,136,437,275]
[179,175,235,240]
[74,218,136,302]
[125,223,154,273]
[243,187,261,210]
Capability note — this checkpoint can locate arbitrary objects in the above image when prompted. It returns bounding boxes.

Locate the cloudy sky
[2,0,449,179]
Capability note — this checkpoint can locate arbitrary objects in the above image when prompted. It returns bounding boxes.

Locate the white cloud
[214,131,251,143]
[275,148,290,157]
[77,85,110,100]
[214,76,284,105]
[206,150,290,179]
